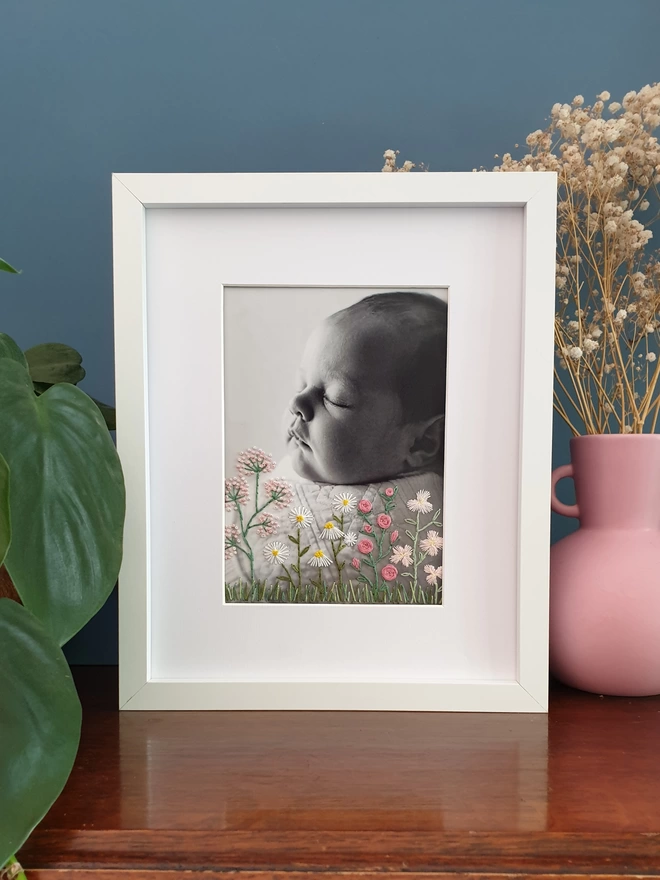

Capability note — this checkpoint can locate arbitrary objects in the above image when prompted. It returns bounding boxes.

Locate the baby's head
[283,291,447,484]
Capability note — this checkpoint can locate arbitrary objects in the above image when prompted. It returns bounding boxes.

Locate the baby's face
[283,314,414,484]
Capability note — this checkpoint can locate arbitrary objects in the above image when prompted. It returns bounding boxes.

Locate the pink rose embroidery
[390,530,399,543]
[358,499,372,513]
[381,564,398,582]
[357,538,374,555]
[363,524,373,533]
[385,487,394,497]
[351,557,360,570]
[377,513,392,529]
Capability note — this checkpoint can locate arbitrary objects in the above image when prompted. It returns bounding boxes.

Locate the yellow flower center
[272,549,279,556]
[296,514,304,522]
[314,550,324,558]
[324,522,334,530]
[342,499,349,506]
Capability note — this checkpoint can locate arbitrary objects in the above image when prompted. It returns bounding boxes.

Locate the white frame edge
[112,172,557,712]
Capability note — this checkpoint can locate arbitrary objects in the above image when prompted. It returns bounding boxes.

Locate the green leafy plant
[0,260,125,875]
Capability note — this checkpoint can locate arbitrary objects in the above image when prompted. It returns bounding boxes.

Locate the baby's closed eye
[323,393,351,409]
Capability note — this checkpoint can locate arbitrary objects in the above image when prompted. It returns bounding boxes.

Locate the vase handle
[550,464,580,518]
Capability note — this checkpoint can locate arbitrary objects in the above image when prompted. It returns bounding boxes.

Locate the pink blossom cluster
[263,478,294,509]
[225,476,249,509]
[236,447,276,477]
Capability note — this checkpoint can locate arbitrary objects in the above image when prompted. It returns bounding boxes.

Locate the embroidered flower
[385,487,395,497]
[390,530,399,543]
[381,564,398,582]
[224,524,241,560]
[288,506,313,529]
[225,476,249,509]
[256,512,278,538]
[357,499,372,513]
[351,557,360,570]
[390,544,413,567]
[363,524,373,534]
[321,520,344,541]
[236,447,276,476]
[424,564,443,586]
[264,478,293,509]
[357,538,374,554]
[406,490,433,514]
[343,531,358,547]
[376,513,392,529]
[420,530,443,556]
[264,541,289,564]
[310,549,332,567]
[332,492,357,513]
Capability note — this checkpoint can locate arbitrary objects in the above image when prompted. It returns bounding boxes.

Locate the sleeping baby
[225,291,447,603]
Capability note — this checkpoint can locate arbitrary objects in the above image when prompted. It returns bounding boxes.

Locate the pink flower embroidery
[225,476,249,509]
[351,557,361,570]
[385,487,394,497]
[256,512,278,537]
[390,544,413,567]
[224,524,241,560]
[357,538,374,555]
[263,478,293,509]
[363,524,373,533]
[390,530,399,543]
[424,564,443,586]
[381,564,398,582]
[358,499,372,513]
[377,513,392,529]
[236,447,276,476]
[420,529,443,557]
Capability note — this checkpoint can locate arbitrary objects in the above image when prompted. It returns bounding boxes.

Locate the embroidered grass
[224,578,442,605]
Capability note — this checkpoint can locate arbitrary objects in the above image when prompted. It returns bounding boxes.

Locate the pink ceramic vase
[550,434,660,696]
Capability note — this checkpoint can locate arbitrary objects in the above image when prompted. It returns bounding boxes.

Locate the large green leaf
[0,357,125,645]
[25,342,86,385]
[0,258,20,274]
[0,333,29,370]
[0,453,10,567]
[0,599,82,866]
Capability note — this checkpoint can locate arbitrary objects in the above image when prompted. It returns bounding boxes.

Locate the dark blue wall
[2,0,659,663]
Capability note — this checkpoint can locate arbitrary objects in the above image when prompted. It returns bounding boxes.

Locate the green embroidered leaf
[291,564,299,574]
[287,534,298,544]
[300,546,310,556]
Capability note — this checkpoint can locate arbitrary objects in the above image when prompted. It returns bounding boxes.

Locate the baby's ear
[405,414,445,470]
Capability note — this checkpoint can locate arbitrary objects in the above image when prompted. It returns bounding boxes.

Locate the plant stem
[2,856,27,880]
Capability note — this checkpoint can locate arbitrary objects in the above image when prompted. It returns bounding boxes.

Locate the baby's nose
[290,390,313,422]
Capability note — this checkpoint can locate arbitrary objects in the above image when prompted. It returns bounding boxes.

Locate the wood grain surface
[17,667,660,877]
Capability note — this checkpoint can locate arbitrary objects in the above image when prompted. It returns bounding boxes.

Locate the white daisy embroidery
[343,531,358,547]
[288,506,313,529]
[424,564,443,586]
[309,549,332,567]
[406,490,433,514]
[332,492,357,513]
[321,520,344,540]
[419,530,443,556]
[264,541,289,564]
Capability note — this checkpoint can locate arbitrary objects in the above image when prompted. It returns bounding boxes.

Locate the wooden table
[19,667,660,878]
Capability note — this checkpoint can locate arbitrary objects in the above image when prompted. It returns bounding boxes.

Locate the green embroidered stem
[411,511,421,600]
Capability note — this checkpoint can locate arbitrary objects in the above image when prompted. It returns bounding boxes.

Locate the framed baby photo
[112,171,557,712]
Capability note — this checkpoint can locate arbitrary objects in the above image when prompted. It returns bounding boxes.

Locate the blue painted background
[1,0,659,663]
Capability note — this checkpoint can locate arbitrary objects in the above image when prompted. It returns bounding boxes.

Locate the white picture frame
[112,172,557,712]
